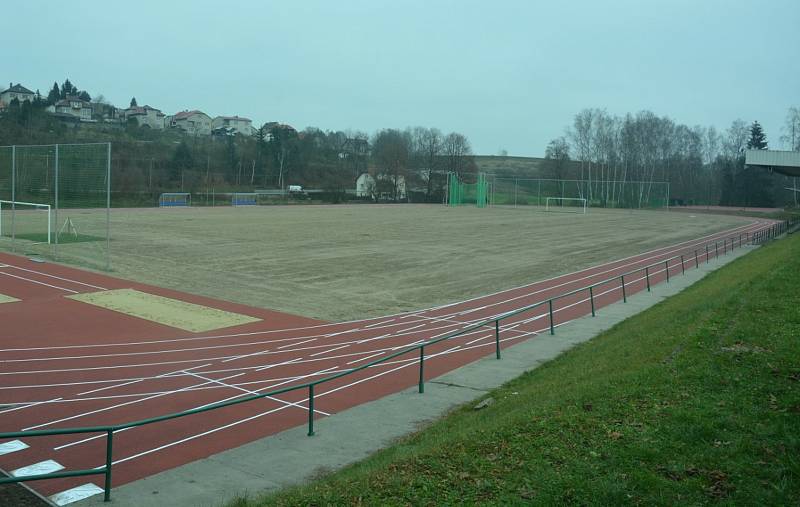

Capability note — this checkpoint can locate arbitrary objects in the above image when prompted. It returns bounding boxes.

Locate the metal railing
[0,219,793,501]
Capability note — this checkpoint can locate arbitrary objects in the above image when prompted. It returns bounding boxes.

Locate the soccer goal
[545,197,587,214]
[159,192,191,207]
[0,200,52,244]
[231,193,258,206]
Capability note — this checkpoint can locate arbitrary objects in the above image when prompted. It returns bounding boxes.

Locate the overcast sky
[3,0,798,156]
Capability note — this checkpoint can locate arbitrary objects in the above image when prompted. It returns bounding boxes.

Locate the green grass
[5,232,104,244]
[236,233,800,506]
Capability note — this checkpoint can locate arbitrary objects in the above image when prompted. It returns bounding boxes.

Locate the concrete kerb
[78,244,758,507]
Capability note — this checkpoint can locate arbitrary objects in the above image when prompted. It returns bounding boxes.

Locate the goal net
[545,197,587,214]
[159,193,191,207]
[231,193,258,206]
[0,200,52,244]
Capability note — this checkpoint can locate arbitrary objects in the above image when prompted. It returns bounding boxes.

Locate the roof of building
[126,105,163,116]
[215,115,252,122]
[745,149,800,177]
[172,110,209,121]
[1,83,34,95]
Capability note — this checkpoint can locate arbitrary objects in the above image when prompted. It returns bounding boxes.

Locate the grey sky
[4,0,798,155]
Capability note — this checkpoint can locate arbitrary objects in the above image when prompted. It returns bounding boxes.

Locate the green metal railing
[0,220,793,501]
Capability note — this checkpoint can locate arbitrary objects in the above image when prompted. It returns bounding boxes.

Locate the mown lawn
[235,232,800,506]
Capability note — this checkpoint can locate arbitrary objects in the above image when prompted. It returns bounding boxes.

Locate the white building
[356,173,407,200]
[0,83,35,104]
[212,115,253,136]
[169,110,212,136]
[49,96,93,121]
[124,105,165,129]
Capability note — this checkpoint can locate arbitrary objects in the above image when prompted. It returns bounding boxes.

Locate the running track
[0,219,775,503]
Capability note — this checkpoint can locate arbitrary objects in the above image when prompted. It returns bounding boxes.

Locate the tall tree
[78,90,91,102]
[47,82,60,105]
[59,79,77,99]
[780,107,800,151]
[746,121,768,150]
[442,132,474,180]
[372,129,410,201]
[544,137,571,180]
[130,97,138,108]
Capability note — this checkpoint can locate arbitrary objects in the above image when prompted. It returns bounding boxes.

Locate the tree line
[544,107,800,208]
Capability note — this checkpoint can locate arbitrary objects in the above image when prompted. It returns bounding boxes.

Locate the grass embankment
[237,233,800,506]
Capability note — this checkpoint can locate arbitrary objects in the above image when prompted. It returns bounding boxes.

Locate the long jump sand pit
[57,204,753,321]
[67,288,261,332]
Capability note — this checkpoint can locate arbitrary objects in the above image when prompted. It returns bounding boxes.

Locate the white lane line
[0,439,28,455]
[277,338,315,350]
[0,271,78,293]
[309,344,350,357]
[77,363,212,396]
[0,397,63,415]
[364,318,396,329]
[49,483,105,506]
[6,264,108,291]
[182,370,330,416]
[11,459,64,477]
[61,365,339,451]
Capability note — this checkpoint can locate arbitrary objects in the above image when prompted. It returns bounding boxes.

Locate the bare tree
[442,132,474,179]
[544,137,570,180]
[780,106,800,151]
[372,129,410,201]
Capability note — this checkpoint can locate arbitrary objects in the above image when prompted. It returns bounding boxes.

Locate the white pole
[54,144,59,254]
[10,145,15,251]
[106,142,111,271]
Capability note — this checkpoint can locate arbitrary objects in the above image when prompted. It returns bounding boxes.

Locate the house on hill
[212,115,253,136]
[48,95,93,121]
[0,83,35,104]
[168,110,212,136]
[124,105,166,129]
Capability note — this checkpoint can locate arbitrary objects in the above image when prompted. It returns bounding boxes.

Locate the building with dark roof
[0,83,35,104]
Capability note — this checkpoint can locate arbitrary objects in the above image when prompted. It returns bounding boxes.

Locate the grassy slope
[239,233,800,506]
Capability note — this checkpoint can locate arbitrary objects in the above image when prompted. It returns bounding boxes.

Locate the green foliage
[243,235,800,506]
[747,121,768,150]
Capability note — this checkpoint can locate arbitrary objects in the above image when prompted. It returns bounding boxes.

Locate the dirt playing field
[15,204,751,321]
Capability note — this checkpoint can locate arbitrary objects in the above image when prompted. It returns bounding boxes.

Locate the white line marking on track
[0,271,78,293]
[6,263,108,290]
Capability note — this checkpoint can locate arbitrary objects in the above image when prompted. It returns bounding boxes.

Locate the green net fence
[488,177,669,209]
[447,172,489,207]
[0,143,111,270]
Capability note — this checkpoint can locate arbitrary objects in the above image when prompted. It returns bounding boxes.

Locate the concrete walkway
[78,245,758,507]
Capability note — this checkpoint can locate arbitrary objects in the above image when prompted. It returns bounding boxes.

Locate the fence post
[548,300,555,335]
[494,320,501,359]
[645,266,651,291]
[104,429,114,502]
[665,260,670,282]
[715,242,719,259]
[706,244,709,263]
[307,385,315,436]
[589,286,595,316]
[680,255,685,274]
[419,346,425,393]
[621,275,627,302]
[694,250,699,268]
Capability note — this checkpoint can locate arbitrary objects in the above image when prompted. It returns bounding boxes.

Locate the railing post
[680,255,685,274]
[723,239,727,255]
[645,266,651,291]
[694,250,699,268]
[715,242,719,259]
[621,275,627,302]
[419,346,425,392]
[706,244,709,263]
[589,286,595,316]
[104,429,114,502]
[665,260,670,282]
[307,384,315,436]
[548,300,554,335]
[494,320,501,359]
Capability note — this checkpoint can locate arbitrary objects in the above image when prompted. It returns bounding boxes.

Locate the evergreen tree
[746,121,768,150]
[130,97,138,108]
[78,90,91,102]
[171,141,193,181]
[60,79,76,99]
[47,82,60,105]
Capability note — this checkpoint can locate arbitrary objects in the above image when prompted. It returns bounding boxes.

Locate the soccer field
[49,204,750,321]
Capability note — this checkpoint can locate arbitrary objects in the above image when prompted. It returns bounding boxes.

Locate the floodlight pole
[106,142,111,271]
[54,144,59,259]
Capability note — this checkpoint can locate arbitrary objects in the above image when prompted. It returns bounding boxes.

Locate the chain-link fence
[489,177,670,209]
[0,143,111,270]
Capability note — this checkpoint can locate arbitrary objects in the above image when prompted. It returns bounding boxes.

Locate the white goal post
[231,193,258,206]
[544,197,587,214]
[0,200,52,244]
[159,193,191,207]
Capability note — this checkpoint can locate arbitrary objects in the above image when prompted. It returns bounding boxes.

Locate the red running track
[0,219,774,501]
